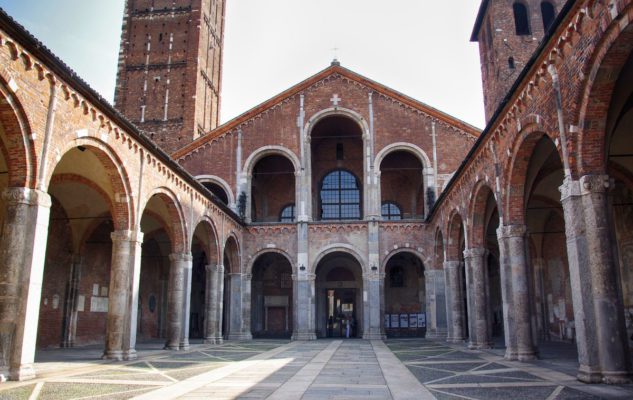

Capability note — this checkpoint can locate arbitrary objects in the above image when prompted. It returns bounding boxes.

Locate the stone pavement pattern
[0,339,632,399]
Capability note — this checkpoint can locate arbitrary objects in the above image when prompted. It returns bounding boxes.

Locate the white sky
[0,0,486,129]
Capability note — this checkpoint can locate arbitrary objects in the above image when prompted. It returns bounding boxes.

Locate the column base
[425,330,447,340]
[601,370,632,385]
[10,364,36,381]
[0,367,9,382]
[468,341,493,350]
[122,349,137,361]
[446,337,466,344]
[362,332,386,340]
[204,337,218,345]
[577,365,604,384]
[292,332,317,341]
[517,349,538,361]
[179,339,190,351]
[102,350,124,361]
[163,342,180,351]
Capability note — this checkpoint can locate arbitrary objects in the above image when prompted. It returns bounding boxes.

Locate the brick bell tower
[114,0,225,154]
[471,0,566,123]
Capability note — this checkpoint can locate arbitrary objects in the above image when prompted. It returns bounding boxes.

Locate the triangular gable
[172,63,481,159]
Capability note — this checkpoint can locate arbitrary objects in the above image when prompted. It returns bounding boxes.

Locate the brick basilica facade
[0,0,632,386]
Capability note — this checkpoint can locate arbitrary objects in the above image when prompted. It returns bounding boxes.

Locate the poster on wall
[391,314,399,328]
[400,314,409,328]
[409,314,418,328]
[384,314,390,328]
[418,313,426,327]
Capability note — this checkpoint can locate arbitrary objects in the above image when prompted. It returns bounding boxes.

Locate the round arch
[311,243,365,274]
[468,180,498,249]
[374,142,432,171]
[0,69,35,188]
[223,233,241,273]
[246,248,294,275]
[305,107,370,139]
[381,248,427,273]
[190,216,221,266]
[242,146,300,176]
[446,210,466,261]
[141,187,188,253]
[45,139,134,231]
[196,175,235,207]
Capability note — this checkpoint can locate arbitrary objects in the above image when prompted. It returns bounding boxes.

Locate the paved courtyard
[0,339,632,399]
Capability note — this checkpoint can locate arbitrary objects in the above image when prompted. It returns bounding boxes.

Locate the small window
[513,2,531,36]
[541,1,556,33]
[280,204,295,223]
[390,266,404,288]
[508,57,516,69]
[381,202,402,221]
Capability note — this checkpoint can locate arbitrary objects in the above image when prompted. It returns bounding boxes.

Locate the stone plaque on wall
[90,297,109,313]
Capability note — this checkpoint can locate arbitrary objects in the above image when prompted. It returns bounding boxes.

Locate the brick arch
[246,248,294,275]
[446,210,465,262]
[196,175,235,206]
[0,76,34,188]
[311,244,365,275]
[575,5,633,177]
[141,187,187,254]
[223,234,241,273]
[468,181,497,248]
[503,125,561,225]
[374,142,432,170]
[380,248,427,274]
[305,107,370,139]
[243,146,300,176]
[45,137,134,231]
[190,216,220,266]
[434,228,445,270]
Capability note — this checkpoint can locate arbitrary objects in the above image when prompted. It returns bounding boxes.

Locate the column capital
[443,260,461,269]
[169,252,193,262]
[463,247,487,259]
[292,273,315,281]
[243,273,252,281]
[559,175,610,201]
[496,224,526,239]
[2,187,51,208]
[110,229,143,243]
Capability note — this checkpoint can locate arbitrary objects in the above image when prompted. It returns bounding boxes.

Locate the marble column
[61,254,82,348]
[0,188,51,381]
[424,269,447,339]
[560,175,631,383]
[292,273,316,340]
[179,256,193,350]
[464,248,492,349]
[497,225,537,361]
[444,261,465,343]
[164,253,191,350]
[204,264,219,343]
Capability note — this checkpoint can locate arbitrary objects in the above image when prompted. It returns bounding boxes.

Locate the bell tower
[114,0,226,154]
[471,0,565,123]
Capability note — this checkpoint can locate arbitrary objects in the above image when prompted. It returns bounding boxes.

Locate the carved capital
[559,178,581,202]
[579,174,610,195]
[2,187,51,208]
[443,261,461,270]
[169,252,193,263]
[497,224,526,239]
[463,247,487,259]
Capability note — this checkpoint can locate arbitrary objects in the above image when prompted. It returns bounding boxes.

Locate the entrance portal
[315,252,363,338]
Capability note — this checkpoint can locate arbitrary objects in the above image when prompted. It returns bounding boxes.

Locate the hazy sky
[0,0,485,128]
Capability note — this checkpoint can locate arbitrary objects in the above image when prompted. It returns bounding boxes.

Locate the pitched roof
[470,0,490,42]
[172,63,481,159]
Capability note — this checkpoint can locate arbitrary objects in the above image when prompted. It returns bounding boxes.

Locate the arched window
[508,57,516,69]
[280,204,295,222]
[381,202,402,221]
[320,170,361,220]
[541,1,556,32]
[513,2,531,36]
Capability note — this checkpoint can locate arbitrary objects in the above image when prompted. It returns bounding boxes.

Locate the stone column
[61,254,82,348]
[240,274,253,340]
[204,264,219,343]
[215,264,225,344]
[497,225,537,361]
[292,273,316,340]
[104,230,136,360]
[227,273,249,340]
[179,255,193,350]
[122,231,143,360]
[0,188,51,381]
[464,248,492,349]
[164,253,190,350]
[444,261,465,343]
[532,258,549,341]
[425,269,447,339]
[560,175,632,383]
[363,270,385,340]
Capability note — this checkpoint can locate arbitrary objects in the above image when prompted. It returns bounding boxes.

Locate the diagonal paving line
[372,340,436,400]
[266,340,342,400]
[131,341,299,400]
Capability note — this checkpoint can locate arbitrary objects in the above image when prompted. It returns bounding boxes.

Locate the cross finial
[331,46,340,66]
[331,94,341,107]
